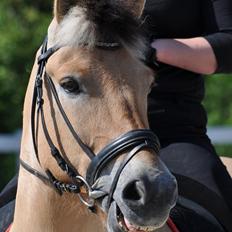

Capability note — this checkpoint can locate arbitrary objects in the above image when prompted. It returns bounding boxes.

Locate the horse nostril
[123,181,144,202]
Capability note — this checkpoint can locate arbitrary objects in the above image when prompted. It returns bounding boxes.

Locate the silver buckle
[75,176,95,208]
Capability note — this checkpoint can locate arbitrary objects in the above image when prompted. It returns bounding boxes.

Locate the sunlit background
[0,1,232,191]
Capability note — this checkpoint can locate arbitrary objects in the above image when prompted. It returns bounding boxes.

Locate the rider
[142,0,232,231]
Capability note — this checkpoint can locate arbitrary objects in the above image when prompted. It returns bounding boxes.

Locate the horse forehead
[46,46,150,88]
[47,47,92,76]
[47,47,108,74]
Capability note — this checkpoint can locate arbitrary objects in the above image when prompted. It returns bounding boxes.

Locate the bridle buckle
[75,176,95,209]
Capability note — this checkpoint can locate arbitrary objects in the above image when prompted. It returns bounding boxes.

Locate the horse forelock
[54,6,96,48]
[52,3,146,58]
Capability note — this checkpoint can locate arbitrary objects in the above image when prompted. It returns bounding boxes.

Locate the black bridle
[20,37,160,212]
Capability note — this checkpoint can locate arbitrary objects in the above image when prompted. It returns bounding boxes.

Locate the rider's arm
[151,37,217,75]
[151,0,232,75]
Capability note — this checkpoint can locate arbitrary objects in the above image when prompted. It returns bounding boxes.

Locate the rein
[20,37,160,212]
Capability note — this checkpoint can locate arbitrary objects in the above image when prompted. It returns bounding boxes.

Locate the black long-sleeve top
[143,0,232,150]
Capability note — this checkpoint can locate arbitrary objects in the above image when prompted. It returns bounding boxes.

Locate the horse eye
[60,77,81,94]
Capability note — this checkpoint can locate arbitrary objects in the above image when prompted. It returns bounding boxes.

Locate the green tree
[0,0,52,132]
[204,74,232,125]
[204,74,232,157]
[0,0,52,190]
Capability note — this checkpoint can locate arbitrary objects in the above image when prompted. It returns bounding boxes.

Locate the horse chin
[106,201,166,232]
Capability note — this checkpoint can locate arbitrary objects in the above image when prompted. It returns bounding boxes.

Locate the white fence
[0,130,22,154]
[0,127,232,154]
[207,126,232,145]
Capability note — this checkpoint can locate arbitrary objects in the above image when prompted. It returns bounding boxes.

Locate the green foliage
[214,145,232,158]
[0,154,17,190]
[0,0,52,132]
[204,74,232,126]
[0,0,52,189]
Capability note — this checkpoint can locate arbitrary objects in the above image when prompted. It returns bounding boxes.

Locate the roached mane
[54,0,146,56]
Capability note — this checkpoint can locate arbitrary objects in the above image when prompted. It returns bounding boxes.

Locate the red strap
[5,224,12,232]
[167,218,180,232]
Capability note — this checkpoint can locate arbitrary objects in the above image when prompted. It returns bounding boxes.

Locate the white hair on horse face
[52,6,146,59]
[54,6,96,48]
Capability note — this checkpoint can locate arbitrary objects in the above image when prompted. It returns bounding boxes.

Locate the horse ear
[118,0,146,18]
[54,0,76,23]
[54,0,146,22]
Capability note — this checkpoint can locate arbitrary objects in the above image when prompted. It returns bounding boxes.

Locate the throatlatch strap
[20,160,81,195]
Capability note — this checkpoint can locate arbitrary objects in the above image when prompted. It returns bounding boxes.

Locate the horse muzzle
[86,129,178,232]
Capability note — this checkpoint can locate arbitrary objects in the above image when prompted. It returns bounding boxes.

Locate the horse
[2,1,178,231]
[1,0,232,232]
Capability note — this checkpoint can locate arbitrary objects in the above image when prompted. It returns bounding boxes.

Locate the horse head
[14,1,177,232]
